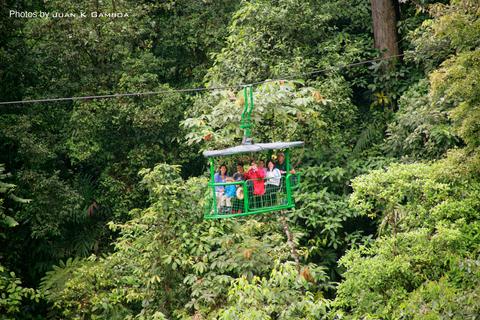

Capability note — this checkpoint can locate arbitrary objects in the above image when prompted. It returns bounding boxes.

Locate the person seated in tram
[275,152,296,175]
[275,152,299,191]
[258,159,267,176]
[244,159,266,208]
[233,161,245,181]
[265,160,282,206]
[214,164,229,212]
[232,161,245,213]
[244,159,266,195]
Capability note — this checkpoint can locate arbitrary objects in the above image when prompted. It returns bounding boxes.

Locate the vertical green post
[209,158,217,215]
[240,86,254,144]
[285,150,292,206]
[242,181,249,213]
[248,86,254,122]
[242,88,250,138]
[241,88,248,125]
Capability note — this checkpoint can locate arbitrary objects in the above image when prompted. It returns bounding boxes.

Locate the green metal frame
[203,86,302,219]
[204,149,300,219]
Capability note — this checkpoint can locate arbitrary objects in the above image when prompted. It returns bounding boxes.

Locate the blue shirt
[214,173,227,192]
[225,184,236,198]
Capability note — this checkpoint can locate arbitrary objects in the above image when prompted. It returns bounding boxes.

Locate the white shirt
[265,168,281,186]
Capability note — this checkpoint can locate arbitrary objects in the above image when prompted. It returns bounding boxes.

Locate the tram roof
[203,141,304,158]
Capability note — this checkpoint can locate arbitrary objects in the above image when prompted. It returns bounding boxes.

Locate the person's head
[250,159,257,170]
[236,162,244,173]
[259,160,265,168]
[267,160,275,170]
[219,164,227,175]
[277,152,285,164]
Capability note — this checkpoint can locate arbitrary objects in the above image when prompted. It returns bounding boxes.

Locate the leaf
[2,215,18,227]
[8,193,32,204]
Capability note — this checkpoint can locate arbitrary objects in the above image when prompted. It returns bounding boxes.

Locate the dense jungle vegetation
[1,0,479,319]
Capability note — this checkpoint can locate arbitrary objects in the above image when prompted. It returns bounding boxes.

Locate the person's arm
[274,169,281,179]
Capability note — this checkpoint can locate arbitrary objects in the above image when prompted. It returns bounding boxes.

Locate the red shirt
[244,168,266,196]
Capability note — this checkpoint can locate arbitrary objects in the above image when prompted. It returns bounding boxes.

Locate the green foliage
[40,164,302,318]
[335,227,471,318]
[66,77,194,220]
[2,0,480,318]
[16,171,82,239]
[351,151,480,231]
[294,176,363,277]
[411,0,480,71]
[150,0,240,86]
[353,119,386,156]
[0,107,69,168]
[430,49,480,149]
[368,59,424,112]
[335,148,480,318]
[0,0,213,289]
[0,0,39,103]
[397,274,480,319]
[206,0,372,86]
[218,262,331,319]
[0,164,25,232]
[410,0,480,149]
[0,165,38,319]
[183,78,357,154]
[290,155,392,281]
[385,79,460,159]
[22,0,153,98]
[0,265,39,319]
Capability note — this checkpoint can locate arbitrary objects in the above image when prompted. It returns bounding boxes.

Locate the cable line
[0,54,403,106]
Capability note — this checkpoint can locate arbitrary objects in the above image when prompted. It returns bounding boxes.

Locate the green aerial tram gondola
[203,86,303,219]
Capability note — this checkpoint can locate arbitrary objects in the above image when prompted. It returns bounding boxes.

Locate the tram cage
[203,141,304,219]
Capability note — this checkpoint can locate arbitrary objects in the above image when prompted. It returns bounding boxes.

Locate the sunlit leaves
[41,164,297,318]
[183,77,356,155]
[0,265,39,317]
[218,262,332,319]
[430,50,480,148]
[337,148,480,318]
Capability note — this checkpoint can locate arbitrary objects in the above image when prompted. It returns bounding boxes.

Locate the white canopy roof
[203,141,304,158]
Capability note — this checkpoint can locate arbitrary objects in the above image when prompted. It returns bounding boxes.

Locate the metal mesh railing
[204,173,300,218]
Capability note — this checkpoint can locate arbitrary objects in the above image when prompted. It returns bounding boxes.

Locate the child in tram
[223,177,237,213]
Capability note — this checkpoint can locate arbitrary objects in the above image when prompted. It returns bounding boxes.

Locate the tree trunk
[370,0,400,64]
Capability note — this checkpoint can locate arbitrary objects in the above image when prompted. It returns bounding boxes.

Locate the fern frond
[353,123,383,155]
